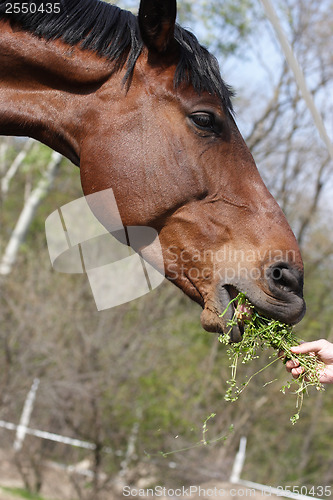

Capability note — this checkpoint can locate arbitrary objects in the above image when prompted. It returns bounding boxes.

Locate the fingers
[291,366,304,379]
[284,358,304,378]
[290,339,327,355]
[286,359,298,370]
[281,339,333,383]
[285,358,299,371]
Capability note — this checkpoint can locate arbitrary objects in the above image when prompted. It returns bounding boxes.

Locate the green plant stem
[219,293,325,423]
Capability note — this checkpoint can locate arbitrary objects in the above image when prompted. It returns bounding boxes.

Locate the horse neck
[0,21,116,165]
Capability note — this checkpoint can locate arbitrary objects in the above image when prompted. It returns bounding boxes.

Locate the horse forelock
[174,26,234,114]
[0,0,233,112]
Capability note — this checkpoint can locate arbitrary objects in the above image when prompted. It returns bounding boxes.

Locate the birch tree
[0,139,62,275]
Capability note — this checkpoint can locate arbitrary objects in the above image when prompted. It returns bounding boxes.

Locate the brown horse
[0,0,305,341]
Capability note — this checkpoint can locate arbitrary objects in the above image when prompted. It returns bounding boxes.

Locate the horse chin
[200,285,243,342]
[201,309,243,342]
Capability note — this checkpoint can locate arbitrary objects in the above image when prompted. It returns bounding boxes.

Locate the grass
[219,293,325,424]
[0,487,48,500]
[0,486,73,500]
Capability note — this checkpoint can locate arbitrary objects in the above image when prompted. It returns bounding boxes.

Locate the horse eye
[190,112,216,132]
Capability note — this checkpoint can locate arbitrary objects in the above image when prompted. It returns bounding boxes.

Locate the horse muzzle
[200,261,306,342]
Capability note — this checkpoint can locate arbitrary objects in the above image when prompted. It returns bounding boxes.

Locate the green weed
[219,293,324,424]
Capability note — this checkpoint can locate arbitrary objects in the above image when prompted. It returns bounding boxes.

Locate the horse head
[78,0,305,341]
[0,0,304,340]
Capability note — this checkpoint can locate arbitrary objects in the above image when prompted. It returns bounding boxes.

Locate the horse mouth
[201,278,305,343]
[180,262,305,343]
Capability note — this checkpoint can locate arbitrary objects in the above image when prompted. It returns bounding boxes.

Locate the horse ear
[138,0,177,53]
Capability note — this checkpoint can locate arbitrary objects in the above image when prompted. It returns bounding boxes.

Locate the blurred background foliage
[0,0,332,498]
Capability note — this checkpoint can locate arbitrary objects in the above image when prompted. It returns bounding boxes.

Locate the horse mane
[0,0,233,111]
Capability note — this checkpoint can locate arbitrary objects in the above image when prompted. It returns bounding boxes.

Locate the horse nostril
[267,262,303,296]
[272,267,283,281]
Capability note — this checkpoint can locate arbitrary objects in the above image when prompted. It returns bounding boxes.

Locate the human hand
[285,339,333,384]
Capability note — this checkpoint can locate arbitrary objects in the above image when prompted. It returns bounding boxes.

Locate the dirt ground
[0,449,278,500]
[0,449,78,500]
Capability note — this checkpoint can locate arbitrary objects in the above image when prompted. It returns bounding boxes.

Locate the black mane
[0,0,233,111]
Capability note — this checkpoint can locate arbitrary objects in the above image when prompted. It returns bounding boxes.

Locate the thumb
[290,340,323,355]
